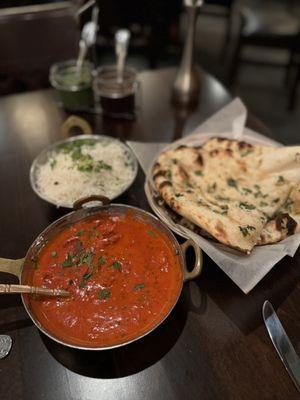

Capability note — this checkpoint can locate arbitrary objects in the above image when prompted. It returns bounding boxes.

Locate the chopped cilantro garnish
[282,198,294,211]
[147,230,156,237]
[276,176,285,185]
[195,170,203,176]
[175,193,183,198]
[241,149,253,157]
[239,201,256,210]
[272,198,280,204]
[242,187,252,194]
[79,271,93,288]
[227,178,238,189]
[50,159,57,169]
[134,284,145,291]
[98,289,111,300]
[95,160,112,172]
[78,251,93,266]
[98,256,106,266]
[207,182,217,193]
[239,225,256,237]
[51,251,57,258]
[75,240,83,252]
[61,252,74,268]
[76,229,85,237]
[112,261,121,271]
[259,201,268,207]
[166,170,172,180]
[215,195,230,202]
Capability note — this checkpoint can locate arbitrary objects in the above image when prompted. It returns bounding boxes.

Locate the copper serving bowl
[0,196,203,350]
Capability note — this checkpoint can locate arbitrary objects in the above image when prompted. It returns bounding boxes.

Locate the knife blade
[263,300,300,392]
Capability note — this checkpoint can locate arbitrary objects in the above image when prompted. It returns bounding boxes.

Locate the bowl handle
[73,195,111,210]
[0,258,24,280]
[180,239,203,282]
[60,115,92,137]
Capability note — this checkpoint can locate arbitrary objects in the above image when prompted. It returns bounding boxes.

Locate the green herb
[175,193,183,198]
[172,158,178,165]
[282,198,294,211]
[254,190,267,199]
[75,240,83,252]
[89,230,100,239]
[239,225,256,237]
[134,283,145,291]
[76,229,85,236]
[212,209,228,215]
[79,271,93,288]
[95,160,112,172]
[60,139,95,154]
[227,178,238,189]
[61,252,74,268]
[77,154,94,172]
[184,180,192,188]
[259,201,268,207]
[71,148,83,161]
[51,251,57,258]
[242,187,252,194]
[272,198,280,204]
[207,182,217,193]
[98,289,111,300]
[194,170,203,176]
[50,159,57,169]
[78,251,93,266]
[215,195,230,202]
[239,201,256,210]
[112,261,121,271]
[241,149,253,157]
[68,279,74,286]
[166,170,172,180]
[98,256,106,266]
[254,184,260,190]
[147,230,156,237]
[276,176,285,185]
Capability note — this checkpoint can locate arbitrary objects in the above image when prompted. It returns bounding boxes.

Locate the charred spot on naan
[159,181,172,190]
[153,170,169,180]
[196,154,204,166]
[275,213,297,236]
[178,165,189,180]
[238,141,253,151]
[215,221,228,239]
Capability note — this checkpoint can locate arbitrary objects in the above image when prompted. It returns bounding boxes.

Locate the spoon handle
[0,284,69,297]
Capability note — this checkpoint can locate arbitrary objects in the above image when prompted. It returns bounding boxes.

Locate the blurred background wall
[0,0,299,141]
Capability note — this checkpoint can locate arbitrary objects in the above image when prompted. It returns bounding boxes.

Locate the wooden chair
[95,0,182,69]
[228,2,300,87]
[0,2,80,94]
[201,0,235,59]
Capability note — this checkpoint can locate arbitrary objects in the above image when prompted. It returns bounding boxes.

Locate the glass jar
[50,60,94,111]
[93,65,139,119]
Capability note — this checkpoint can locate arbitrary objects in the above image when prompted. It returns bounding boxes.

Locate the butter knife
[263,300,300,392]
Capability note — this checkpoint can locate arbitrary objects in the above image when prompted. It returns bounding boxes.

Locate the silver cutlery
[263,300,300,392]
[0,335,12,359]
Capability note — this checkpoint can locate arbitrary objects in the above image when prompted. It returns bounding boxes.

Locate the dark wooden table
[0,67,299,400]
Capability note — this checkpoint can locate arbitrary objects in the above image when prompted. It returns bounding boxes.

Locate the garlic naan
[153,138,300,253]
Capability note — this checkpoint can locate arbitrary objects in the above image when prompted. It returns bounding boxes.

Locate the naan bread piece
[258,183,300,245]
[153,138,298,253]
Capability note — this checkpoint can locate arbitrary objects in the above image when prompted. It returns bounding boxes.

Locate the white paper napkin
[127,98,300,294]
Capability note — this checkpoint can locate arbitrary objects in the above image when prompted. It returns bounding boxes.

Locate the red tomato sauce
[30,210,182,347]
